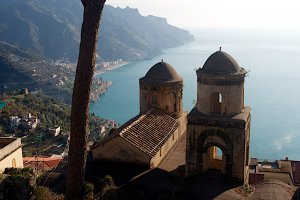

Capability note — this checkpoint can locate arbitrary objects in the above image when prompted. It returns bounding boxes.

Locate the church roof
[201,50,244,75]
[215,179,297,200]
[140,61,182,84]
[119,108,179,157]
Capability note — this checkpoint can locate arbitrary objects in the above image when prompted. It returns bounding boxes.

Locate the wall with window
[0,147,23,172]
[197,82,244,116]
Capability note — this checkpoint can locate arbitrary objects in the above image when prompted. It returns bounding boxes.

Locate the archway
[197,129,233,175]
[207,146,224,171]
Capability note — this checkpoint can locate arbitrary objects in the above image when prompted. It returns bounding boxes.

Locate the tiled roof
[23,157,62,171]
[119,109,179,157]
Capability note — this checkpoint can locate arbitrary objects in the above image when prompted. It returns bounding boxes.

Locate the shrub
[34,186,64,200]
[96,175,115,193]
[2,175,33,200]
[84,182,94,200]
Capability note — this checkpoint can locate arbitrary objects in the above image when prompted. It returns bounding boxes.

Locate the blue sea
[90,28,300,160]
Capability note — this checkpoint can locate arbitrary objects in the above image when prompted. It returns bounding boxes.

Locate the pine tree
[66,0,106,199]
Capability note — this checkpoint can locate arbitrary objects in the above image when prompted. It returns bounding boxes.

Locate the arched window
[208,146,223,171]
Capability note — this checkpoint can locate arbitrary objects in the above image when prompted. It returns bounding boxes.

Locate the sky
[108,0,300,31]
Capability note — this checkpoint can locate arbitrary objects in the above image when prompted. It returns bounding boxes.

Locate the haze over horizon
[108,0,300,31]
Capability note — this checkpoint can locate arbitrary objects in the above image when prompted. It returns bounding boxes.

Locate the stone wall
[197,80,244,116]
[186,110,250,183]
[92,136,151,166]
[140,81,183,118]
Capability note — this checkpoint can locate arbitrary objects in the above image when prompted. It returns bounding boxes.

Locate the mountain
[0,0,194,62]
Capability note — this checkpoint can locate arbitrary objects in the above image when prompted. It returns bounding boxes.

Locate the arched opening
[197,129,232,175]
[207,146,224,171]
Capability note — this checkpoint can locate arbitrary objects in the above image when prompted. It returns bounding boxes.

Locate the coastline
[94,62,129,76]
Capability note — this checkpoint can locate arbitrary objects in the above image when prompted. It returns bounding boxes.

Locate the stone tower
[139,61,183,119]
[185,50,251,183]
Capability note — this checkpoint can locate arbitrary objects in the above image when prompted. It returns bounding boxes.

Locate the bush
[95,175,117,198]
[84,182,94,200]
[2,175,33,200]
[4,167,34,177]
[34,186,64,200]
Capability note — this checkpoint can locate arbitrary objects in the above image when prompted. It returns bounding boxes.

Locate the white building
[49,126,61,137]
[0,138,23,172]
[9,116,21,128]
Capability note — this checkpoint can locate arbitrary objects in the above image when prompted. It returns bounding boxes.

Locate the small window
[212,92,222,114]
[218,93,222,103]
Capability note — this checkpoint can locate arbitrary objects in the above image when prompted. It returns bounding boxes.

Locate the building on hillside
[248,157,300,186]
[48,126,61,137]
[186,49,251,184]
[23,156,62,171]
[0,137,23,171]
[19,113,39,131]
[20,88,29,95]
[91,61,187,168]
[9,116,21,128]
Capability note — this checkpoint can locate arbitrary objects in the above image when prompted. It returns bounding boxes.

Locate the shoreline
[94,62,129,76]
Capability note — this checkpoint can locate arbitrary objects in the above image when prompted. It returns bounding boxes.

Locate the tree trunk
[66,0,106,199]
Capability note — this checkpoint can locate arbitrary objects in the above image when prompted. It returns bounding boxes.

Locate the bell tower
[139,61,183,119]
[186,50,251,184]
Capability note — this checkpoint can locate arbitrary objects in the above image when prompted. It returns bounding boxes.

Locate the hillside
[0,93,114,156]
[0,0,194,62]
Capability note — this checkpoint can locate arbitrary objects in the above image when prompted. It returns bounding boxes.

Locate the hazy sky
[108,0,300,30]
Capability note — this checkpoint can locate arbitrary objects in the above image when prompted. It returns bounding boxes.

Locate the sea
[90,28,300,160]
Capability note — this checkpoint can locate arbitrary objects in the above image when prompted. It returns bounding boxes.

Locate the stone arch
[197,129,233,174]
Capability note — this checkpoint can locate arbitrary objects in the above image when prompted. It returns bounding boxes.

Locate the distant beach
[94,62,129,76]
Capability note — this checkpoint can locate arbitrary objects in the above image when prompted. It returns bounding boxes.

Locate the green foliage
[4,167,34,177]
[2,93,71,130]
[95,175,117,196]
[1,175,34,200]
[83,182,94,200]
[34,186,64,200]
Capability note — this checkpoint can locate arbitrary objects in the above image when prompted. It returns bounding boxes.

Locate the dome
[201,50,243,75]
[141,61,182,83]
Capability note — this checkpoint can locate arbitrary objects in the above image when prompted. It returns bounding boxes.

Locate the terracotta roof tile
[23,157,62,171]
[119,109,178,157]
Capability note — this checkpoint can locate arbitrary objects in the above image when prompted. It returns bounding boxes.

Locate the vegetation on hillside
[0,93,114,156]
